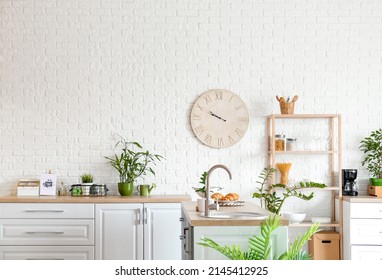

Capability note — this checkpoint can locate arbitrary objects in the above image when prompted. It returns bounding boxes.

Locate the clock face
[190,89,249,148]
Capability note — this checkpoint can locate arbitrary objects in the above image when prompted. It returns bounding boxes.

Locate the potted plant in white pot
[105,135,164,196]
[193,171,208,198]
[360,128,382,186]
[80,172,94,196]
[80,173,94,185]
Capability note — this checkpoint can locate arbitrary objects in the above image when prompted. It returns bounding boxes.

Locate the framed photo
[40,173,57,196]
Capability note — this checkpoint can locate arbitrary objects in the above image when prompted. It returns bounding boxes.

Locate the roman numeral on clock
[204,134,212,144]
[228,135,235,144]
[196,103,204,111]
[235,128,244,137]
[218,137,224,147]
[235,103,245,111]
[203,95,212,104]
[194,125,205,136]
[192,113,201,120]
[215,91,223,100]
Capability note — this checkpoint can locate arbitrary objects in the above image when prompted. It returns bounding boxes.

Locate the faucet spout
[204,164,232,217]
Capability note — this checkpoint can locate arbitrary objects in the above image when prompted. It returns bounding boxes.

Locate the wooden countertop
[181,201,288,227]
[0,194,191,203]
[342,195,382,203]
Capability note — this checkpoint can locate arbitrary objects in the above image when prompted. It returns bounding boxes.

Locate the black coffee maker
[342,169,358,196]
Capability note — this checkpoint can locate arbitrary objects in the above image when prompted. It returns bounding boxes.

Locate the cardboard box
[308,231,340,260]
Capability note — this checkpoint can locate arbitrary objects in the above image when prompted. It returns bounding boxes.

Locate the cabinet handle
[137,210,141,224]
[144,208,148,224]
[24,209,64,213]
[182,227,189,254]
[179,217,184,222]
[26,258,64,260]
[25,231,65,235]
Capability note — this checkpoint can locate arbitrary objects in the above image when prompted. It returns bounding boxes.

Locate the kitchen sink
[199,211,268,219]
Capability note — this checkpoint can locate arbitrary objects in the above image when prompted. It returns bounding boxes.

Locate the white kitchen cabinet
[144,203,181,260]
[95,203,181,260]
[95,203,143,260]
[0,203,95,260]
[343,200,382,260]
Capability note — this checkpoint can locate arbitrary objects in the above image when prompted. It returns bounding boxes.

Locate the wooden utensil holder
[280,102,295,114]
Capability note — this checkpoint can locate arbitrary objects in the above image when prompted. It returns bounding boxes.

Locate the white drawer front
[0,219,94,245]
[350,203,382,218]
[0,203,94,219]
[351,245,382,260]
[350,219,382,245]
[0,246,94,260]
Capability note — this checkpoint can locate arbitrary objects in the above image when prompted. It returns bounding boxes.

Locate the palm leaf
[278,223,320,260]
[198,238,247,260]
[247,215,281,260]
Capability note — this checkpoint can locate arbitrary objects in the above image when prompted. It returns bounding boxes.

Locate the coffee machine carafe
[342,169,358,196]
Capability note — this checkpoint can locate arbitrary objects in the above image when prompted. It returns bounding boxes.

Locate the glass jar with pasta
[275,134,286,151]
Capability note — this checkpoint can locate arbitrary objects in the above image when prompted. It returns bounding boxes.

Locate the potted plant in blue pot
[360,128,382,186]
[105,135,164,196]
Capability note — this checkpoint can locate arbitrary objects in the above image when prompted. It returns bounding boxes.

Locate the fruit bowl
[283,212,306,224]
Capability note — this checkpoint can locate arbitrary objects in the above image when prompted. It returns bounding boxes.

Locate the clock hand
[209,111,227,122]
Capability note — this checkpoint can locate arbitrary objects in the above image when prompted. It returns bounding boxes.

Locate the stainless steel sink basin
[199,211,268,219]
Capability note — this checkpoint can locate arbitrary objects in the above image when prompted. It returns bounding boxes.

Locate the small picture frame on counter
[39,172,57,196]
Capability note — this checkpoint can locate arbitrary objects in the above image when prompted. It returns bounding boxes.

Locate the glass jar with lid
[286,138,297,151]
[275,134,286,151]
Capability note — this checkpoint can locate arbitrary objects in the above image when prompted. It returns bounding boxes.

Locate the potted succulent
[105,135,164,196]
[360,128,382,186]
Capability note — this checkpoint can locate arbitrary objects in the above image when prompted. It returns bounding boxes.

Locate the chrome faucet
[204,164,232,217]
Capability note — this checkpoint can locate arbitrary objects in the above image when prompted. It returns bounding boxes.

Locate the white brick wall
[1,1,382,216]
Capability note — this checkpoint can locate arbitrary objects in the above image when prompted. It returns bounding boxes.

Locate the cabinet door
[96,204,143,260]
[144,203,181,260]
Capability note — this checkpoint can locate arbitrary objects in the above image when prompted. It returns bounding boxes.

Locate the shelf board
[287,221,341,228]
[268,114,340,119]
[271,187,340,191]
[268,150,337,154]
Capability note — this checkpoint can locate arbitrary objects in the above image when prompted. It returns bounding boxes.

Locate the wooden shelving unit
[267,114,343,258]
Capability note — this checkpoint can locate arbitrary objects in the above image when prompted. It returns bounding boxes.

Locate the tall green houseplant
[252,168,326,215]
[360,128,382,186]
[105,135,164,196]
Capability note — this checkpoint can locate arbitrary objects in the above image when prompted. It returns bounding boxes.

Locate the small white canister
[286,138,297,151]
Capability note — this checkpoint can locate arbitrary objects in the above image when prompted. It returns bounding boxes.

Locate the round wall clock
[190,89,250,148]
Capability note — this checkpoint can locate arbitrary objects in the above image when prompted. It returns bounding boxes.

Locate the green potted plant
[105,135,164,196]
[80,173,94,185]
[193,171,208,198]
[79,173,94,196]
[360,128,382,186]
[252,168,326,215]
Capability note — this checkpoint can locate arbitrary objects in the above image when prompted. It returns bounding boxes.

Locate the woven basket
[279,102,295,114]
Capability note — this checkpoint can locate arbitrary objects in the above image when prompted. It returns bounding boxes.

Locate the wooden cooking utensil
[292,95,298,102]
